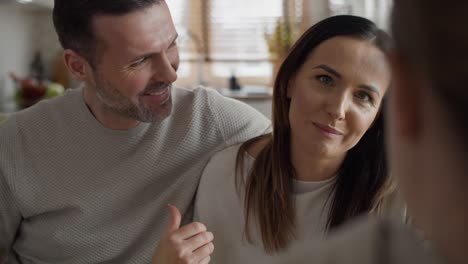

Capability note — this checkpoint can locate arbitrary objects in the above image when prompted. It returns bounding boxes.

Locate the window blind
[329,0,393,29]
[168,0,297,62]
[208,0,284,61]
[166,0,205,61]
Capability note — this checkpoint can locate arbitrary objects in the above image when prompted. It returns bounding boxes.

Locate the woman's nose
[325,92,347,121]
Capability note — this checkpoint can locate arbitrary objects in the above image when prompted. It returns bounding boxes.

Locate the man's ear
[388,51,421,141]
[63,49,92,82]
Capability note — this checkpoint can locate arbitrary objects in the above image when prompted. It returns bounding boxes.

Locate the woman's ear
[286,77,296,99]
[63,49,93,82]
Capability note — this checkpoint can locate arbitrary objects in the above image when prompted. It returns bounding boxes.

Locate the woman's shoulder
[195,143,245,222]
[205,134,270,165]
[199,144,243,183]
[199,135,270,188]
[209,143,243,164]
[245,134,270,158]
[374,190,408,223]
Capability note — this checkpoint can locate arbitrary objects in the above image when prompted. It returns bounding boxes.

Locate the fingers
[184,231,214,252]
[172,221,207,241]
[160,205,215,263]
[192,242,214,263]
[166,204,182,234]
[199,255,212,264]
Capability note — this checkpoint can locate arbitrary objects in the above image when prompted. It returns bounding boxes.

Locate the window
[329,0,352,15]
[329,0,393,29]
[167,0,302,87]
[209,0,283,61]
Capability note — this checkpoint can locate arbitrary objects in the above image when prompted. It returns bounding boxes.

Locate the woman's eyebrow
[312,64,342,79]
[359,84,380,97]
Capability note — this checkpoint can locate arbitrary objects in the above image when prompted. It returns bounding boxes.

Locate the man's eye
[169,42,177,50]
[317,75,333,85]
[130,57,149,68]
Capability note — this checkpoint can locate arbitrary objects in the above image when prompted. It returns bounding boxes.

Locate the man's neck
[83,86,140,130]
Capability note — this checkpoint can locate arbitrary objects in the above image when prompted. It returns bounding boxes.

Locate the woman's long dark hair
[235,15,393,254]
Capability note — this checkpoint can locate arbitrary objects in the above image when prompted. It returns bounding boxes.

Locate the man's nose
[150,52,178,84]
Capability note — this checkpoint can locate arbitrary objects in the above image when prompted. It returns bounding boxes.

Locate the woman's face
[288,36,391,159]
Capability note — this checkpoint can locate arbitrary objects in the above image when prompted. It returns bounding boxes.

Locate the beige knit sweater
[0,86,270,263]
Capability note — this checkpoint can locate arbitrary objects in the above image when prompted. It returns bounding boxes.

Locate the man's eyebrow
[129,33,179,63]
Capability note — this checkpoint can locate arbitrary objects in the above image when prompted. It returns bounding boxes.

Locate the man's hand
[152,205,214,264]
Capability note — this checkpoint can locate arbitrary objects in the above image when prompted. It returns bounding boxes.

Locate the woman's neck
[247,136,345,182]
[291,143,345,182]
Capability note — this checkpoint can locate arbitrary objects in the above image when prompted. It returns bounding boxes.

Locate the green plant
[266,19,295,59]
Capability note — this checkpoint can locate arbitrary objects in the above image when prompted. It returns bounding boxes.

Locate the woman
[195,15,402,263]
[152,15,402,264]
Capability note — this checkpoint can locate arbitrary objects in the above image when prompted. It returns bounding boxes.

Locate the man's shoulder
[173,85,259,112]
[10,89,78,125]
[0,89,80,145]
[171,85,270,146]
[172,85,214,99]
[172,85,269,124]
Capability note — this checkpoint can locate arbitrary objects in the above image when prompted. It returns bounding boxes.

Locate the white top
[194,144,336,264]
[0,86,271,264]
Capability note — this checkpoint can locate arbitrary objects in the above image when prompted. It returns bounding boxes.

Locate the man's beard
[93,73,173,123]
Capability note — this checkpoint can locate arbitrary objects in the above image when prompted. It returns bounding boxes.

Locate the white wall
[303,0,330,27]
[0,3,35,78]
[303,0,393,30]
[0,3,59,111]
[0,3,35,111]
[350,0,392,29]
[31,10,62,79]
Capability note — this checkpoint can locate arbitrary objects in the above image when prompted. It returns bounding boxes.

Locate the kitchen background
[0,0,392,119]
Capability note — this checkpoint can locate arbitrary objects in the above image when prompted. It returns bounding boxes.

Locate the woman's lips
[312,122,344,138]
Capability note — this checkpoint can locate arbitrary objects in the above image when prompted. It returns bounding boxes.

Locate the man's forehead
[91,3,176,50]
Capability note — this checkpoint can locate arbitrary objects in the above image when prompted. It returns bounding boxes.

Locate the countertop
[218,86,273,100]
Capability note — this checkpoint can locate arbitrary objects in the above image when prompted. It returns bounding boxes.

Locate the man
[0,0,270,263]
[288,0,468,263]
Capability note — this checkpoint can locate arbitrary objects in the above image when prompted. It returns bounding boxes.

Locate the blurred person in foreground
[288,1,468,264]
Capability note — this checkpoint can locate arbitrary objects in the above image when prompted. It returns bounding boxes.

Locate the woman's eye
[355,91,372,103]
[317,75,333,86]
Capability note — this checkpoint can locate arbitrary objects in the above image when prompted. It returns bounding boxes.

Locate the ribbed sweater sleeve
[205,88,271,146]
[0,86,271,263]
[0,119,22,262]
